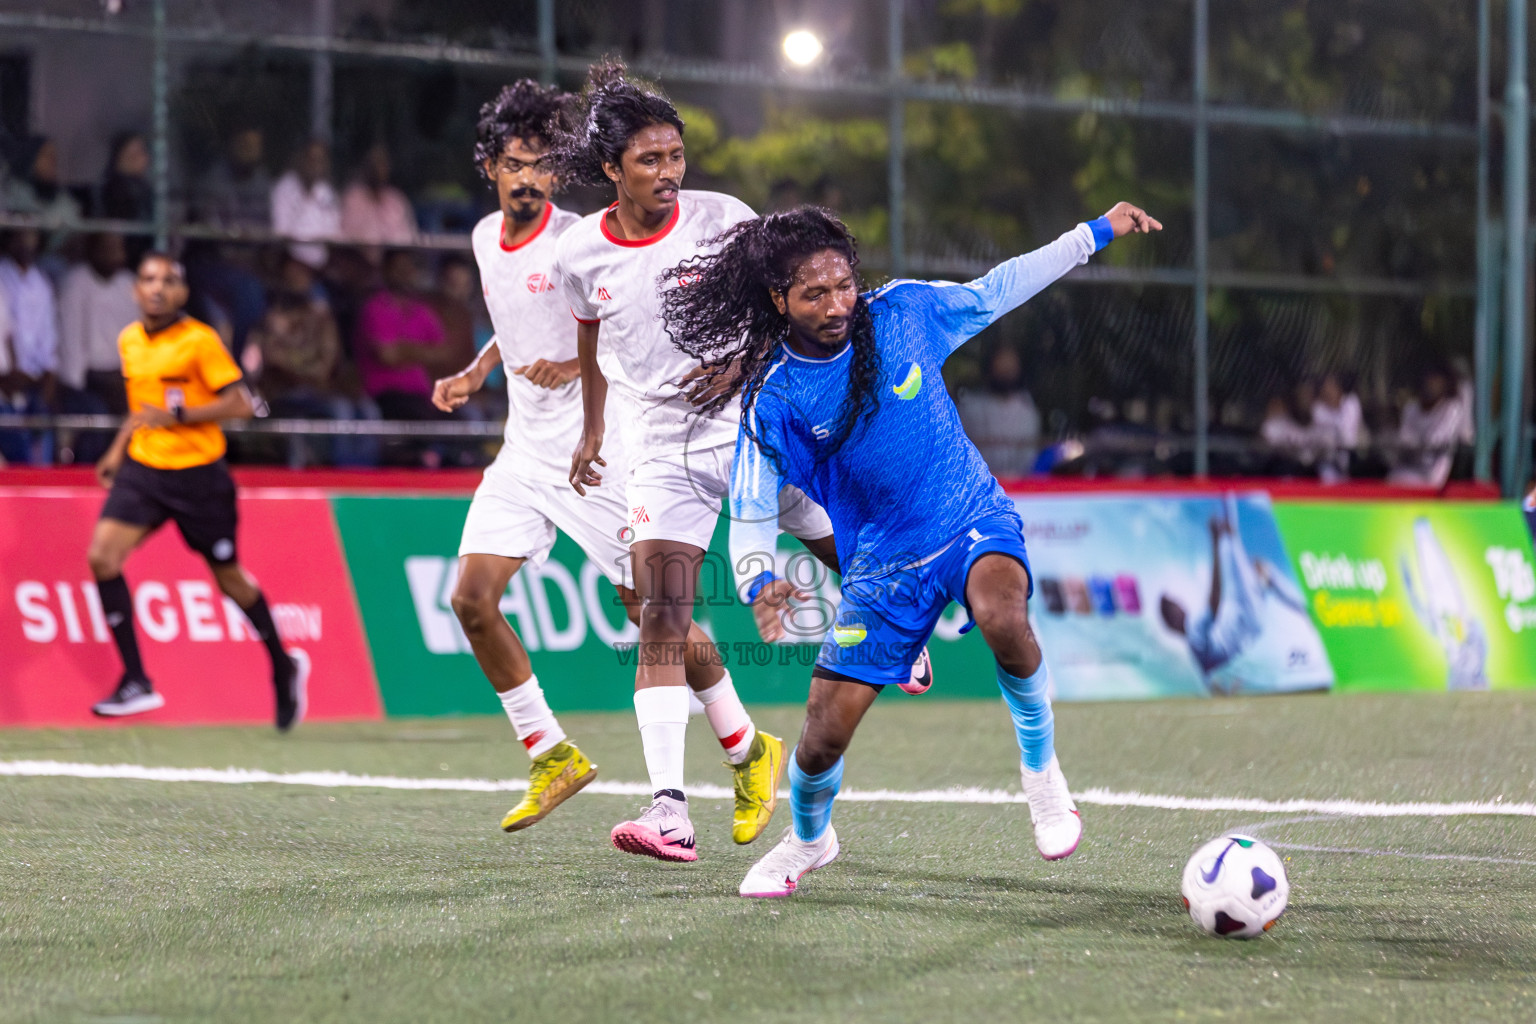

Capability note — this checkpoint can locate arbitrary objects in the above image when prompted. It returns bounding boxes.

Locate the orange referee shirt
[118,316,243,470]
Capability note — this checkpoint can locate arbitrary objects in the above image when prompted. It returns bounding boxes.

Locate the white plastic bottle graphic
[1400,517,1488,690]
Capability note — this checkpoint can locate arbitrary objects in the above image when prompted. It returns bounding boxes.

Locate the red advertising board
[0,486,381,726]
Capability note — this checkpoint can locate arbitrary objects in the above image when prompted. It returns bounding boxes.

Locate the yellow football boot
[501,741,597,832]
[729,730,785,844]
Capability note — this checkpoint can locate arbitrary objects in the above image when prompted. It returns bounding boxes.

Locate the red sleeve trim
[572,312,600,324]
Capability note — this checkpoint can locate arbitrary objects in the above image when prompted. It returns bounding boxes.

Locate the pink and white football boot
[898,646,934,695]
[610,794,698,862]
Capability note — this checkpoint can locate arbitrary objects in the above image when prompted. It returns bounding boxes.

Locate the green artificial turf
[1,693,1533,1023]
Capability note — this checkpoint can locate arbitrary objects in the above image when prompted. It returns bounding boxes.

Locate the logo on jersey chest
[525,272,556,294]
[596,287,613,302]
[892,362,923,400]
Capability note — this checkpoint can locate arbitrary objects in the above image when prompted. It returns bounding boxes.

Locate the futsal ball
[1180,833,1289,939]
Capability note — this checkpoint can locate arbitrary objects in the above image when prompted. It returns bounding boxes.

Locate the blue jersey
[729,218,1114,601]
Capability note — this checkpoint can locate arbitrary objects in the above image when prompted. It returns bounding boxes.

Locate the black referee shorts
[100,456,240,564]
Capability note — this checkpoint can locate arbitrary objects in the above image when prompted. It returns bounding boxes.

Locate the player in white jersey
[431,82,755,835]
[553,60,926,864]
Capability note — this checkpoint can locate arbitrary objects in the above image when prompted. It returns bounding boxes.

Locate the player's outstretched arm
[1102,201,1162,238]
[568,319,608,495]
[923,201,1161,357]
[432,340,499,412]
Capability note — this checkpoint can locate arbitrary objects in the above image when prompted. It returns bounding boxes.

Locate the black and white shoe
[91,676,165,718]
[275,647,311,732]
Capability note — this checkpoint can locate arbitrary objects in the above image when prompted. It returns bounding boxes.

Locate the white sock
[692,670,757,764]
[633,685,689,794]
[687,689,707,716]
[498,676,565,759]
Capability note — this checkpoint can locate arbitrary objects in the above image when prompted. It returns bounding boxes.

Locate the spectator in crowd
[98,131,152,221]
[271,138,340,270]
[58,232,137,414]
[1389,364,1470,488]
[321,245,380,356]
[1291,377,1318,432]
[1310,372,1365,483]
[956,344,1040,478]
[1082,394,1162,477]
[1451,356,1477,448]
[1259,393,1314,473]
[195,126,272,230]
[182,236,270,361]
[1,136,81,227]
[248,254,380,467]
[428,253,498,425]
[426,253,479,365]
[0,228,60,462]
[0,284,17,463]
[354,248,457,421]
[340,143,417,249]
[437,252,492,349]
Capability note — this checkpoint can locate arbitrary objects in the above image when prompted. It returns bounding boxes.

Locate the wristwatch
[173,405,186,423]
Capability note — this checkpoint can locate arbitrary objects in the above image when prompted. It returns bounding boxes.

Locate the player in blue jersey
[660,202,1160,896]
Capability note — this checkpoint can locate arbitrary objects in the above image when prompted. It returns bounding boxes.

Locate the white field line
[1234,815,1536,866]
[1262,842,1536,866]
[1,760,1535,819]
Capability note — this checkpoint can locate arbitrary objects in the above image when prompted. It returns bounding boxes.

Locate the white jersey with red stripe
[472,203,624,485]
[555,189,755,465]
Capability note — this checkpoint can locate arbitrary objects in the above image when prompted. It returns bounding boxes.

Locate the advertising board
[0,488,381,726]
[1272,501,1536,690]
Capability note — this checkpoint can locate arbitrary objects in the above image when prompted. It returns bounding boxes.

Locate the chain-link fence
[0,0,1530,490]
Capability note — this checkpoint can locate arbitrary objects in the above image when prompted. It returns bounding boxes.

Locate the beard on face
[508,186,545,223]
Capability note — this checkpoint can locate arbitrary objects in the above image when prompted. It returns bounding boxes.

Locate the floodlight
[782,30,824,67]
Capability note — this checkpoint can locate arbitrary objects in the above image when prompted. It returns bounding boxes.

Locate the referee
[87,252,309,729]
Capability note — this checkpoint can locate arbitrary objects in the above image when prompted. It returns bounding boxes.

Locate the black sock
[653,788,687,803]
[242,593,293,676]
[97,575,146,681]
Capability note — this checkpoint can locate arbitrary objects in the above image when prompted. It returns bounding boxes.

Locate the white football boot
[739,826,840,897]
[1020,754,1082,860]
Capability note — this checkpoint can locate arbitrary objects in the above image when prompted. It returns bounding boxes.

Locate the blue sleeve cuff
[744,572,777,604]
[1087,217,1114,252]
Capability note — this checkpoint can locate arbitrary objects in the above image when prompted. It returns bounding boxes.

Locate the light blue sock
[788,750,844,843]
[997,661,1054,772]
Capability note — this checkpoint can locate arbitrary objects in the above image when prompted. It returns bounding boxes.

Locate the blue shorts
[815,509,1033,687]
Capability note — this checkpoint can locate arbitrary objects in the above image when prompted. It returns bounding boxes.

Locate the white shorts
[459,465,632,589]
[626,444,834,551]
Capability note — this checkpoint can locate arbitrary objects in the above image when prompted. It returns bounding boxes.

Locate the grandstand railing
[0,414,1489,490]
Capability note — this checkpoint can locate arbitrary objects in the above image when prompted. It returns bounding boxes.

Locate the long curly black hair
[547,57,685,187]
[661,206,882,468]
[473,79,569,179]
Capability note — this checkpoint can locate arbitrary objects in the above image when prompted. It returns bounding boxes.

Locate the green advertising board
[330,496,999,716]
[1272,501,1536,691]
